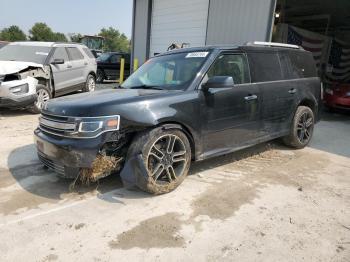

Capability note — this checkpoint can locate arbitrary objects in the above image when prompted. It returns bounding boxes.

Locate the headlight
[10,84,29,95]
[39,115,120,138]
[77,115,120,136]
[325,88,333,95]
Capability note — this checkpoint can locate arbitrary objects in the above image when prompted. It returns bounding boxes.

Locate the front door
[50,47,73,92]
[200,53,261,157]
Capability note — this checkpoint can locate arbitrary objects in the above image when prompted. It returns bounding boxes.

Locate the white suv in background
[0,42,97,113]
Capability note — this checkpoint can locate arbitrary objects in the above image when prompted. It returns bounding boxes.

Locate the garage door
[150,0,209,57]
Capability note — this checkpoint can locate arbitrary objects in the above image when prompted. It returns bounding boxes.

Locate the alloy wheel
[87,76,96,91]
[146,134,188,184]
[35,89,50,110]
[297,112,313,144]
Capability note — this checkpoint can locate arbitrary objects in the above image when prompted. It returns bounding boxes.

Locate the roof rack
[245,41,302,50]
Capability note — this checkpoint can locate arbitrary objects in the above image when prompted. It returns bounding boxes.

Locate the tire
[28,84,52,114]
[282,106,314,149]
[83,74,96,92]
[126,126,191,194]
[96,69,105,83]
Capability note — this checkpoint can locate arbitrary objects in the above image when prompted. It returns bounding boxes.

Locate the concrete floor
[0,104,349,262]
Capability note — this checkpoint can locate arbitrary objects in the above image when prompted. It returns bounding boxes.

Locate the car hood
[0,60,43,75]
[44,88,180,117]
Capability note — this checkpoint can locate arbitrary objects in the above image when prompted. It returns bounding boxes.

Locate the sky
[0,0,133,38]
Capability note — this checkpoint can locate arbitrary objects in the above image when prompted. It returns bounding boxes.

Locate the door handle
[84,62,88,65]
[288,88,297,94]
[67,65,72,68]
[244,94,258,101]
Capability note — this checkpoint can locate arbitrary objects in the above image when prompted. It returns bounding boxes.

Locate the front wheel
[126,126,191,194]
[96,69,105,83]
[28,85,52,114]
[282,106,314,149]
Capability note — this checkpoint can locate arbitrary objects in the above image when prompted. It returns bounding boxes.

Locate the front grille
[39,112,76,137]
[38,152,65,175]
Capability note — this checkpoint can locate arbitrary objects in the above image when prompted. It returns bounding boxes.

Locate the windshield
[121,51,210,90]
[0,45,51,64]
[96,53,110,62]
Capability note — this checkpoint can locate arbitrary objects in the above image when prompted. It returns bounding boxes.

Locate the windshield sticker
[185,52,209,58]
[35,52,49,56]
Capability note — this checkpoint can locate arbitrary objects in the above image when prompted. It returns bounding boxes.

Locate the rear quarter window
[248,52,283,82]
[82,48,95,59]
[288,50,317,78]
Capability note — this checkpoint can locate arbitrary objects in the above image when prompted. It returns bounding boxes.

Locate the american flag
[287,26,324,68]
[327,39,350,81]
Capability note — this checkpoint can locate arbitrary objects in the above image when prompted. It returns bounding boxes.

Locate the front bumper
[34,128,111,178]
[0,77,37,108]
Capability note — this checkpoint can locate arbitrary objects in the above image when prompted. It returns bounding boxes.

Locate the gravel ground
[0,102,349,262]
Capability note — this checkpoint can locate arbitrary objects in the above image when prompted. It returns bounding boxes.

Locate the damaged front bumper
[34,128,109,178]
[0,77,38,108]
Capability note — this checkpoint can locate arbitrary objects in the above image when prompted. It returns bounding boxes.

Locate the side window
[288,50,317,78]
[82,47,95,59]
[51,47,69,63]
[248,52,283,82]
[110,54,121,64]
[67,47,84,61]
[207,54,250,84]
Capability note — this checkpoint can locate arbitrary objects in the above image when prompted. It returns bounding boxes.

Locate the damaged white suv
[0,42,97,113]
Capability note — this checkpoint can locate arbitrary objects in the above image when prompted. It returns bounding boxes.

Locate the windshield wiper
[124,84,164,90]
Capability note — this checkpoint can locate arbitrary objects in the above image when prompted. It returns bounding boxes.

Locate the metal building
[131,0,276,66]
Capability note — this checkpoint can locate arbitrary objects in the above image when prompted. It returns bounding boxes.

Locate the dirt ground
[0,104,349,262]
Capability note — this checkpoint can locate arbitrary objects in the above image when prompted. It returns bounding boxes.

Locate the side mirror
[51,58,64,65]
[202,76,234,91]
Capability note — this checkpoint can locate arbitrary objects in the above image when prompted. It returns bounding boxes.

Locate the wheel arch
[154,121,197,160]
[88,71,96,79]
[298,98,317,116]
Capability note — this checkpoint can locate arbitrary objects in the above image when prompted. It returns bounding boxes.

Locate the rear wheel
[127,126,191,194]
[83,74,96,92]
[28,84,52,114]
[282,106,314,149]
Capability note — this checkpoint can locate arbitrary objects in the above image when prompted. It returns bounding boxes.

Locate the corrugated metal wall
[132,0,276,66]
[205,0,276,45]
[149,0,209,56]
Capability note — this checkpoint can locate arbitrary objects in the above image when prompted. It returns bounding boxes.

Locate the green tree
[53,32,68,42]
[29,22,67,42]
[29,23,54,41]
[69,33,83,43]
[0,25,26,41]
[98,27,130,52]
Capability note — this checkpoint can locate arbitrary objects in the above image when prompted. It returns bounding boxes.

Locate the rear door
[50,47,73,91]
[201,53,261,156]
[105,54,121,80]
[66,47,86,87]
[248,51,296,136]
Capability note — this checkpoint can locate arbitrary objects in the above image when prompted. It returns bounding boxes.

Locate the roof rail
[245,41,302,50]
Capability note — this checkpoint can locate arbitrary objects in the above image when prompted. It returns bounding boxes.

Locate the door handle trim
[288,88,297,94]
[244,94,258,101]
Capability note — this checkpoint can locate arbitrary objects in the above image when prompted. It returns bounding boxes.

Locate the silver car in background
[0,42,97,113]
